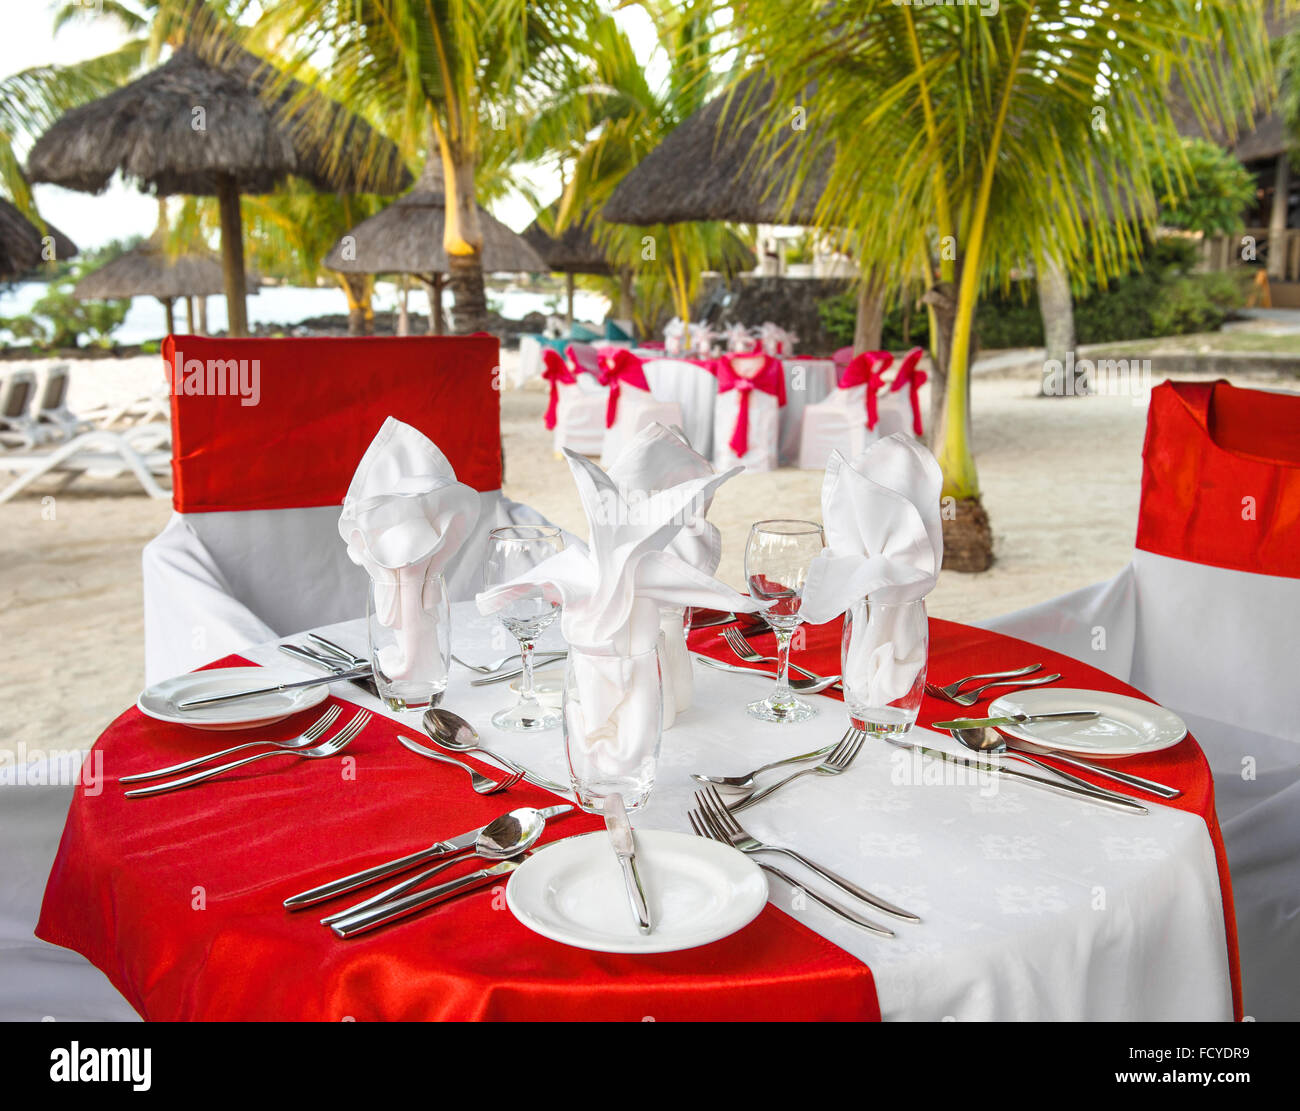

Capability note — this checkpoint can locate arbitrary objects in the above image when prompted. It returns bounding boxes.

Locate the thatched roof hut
[602,76,829,226]
[73,239,259,301]
[27,42,410,335]
[523,212,612,276]
[0,198,76,279]
[324,161,545,334]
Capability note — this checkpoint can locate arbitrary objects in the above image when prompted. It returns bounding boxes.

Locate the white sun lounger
[0,422,171,503]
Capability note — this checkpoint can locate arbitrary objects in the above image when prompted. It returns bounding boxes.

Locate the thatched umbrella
[27,43,409,336]
[523,210,615,325]
[73,234,259,335]
[0,198,77,280]
[602,77,828,226]
[324,161,546,334]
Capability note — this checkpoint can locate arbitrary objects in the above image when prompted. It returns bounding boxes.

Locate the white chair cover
[641,357,718,457]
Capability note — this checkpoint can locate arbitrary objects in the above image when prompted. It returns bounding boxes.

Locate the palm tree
[524,3,752,333]
[732,0,1276,569]
[257,0,593,334]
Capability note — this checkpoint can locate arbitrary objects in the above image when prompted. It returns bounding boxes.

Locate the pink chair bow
[596,347,650,428]
[541,347,576,431]
[889,347,927,436]
[839,350,892,430]
[716,352,786,457]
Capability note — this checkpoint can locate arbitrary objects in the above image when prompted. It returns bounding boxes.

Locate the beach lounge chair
[0,422,171,504]
[0,368,40,448]
[31,363,90,441]
[981,379,1300,1021]
[142,334,559,683]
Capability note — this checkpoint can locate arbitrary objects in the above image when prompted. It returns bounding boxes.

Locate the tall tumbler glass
[367,570,450,713]
[840,597,929,736]
[484,525,566,732]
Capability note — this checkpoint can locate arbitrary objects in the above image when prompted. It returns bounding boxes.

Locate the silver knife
[330,859,522,937]
[606,794,651,934]
[283,804,572,909]
[279,643,382,701]
[930,711,1100,730]
[897,741,1148,814]
[177,667,372,710]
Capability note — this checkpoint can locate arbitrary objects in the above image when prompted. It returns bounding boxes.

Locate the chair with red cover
[712,351,785,473]
[142,334,554,683]
[541,344,608,456]
[981,379,1300,1020]
[797,350,892,470]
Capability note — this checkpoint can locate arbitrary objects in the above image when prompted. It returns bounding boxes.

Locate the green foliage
[1,275,129,349]
[1155,139,1257,237]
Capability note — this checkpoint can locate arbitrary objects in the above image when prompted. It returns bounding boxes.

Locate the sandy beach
[1,352,1292,752]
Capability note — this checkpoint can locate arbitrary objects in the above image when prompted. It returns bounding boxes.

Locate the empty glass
[841,597,929,736]
[743,519,826,723]
[484,525,565,731]
[367,571,450,713]
[563,647,663,812]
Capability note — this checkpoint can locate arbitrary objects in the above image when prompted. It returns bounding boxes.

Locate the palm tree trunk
[215,174,248,338]
[160,297,175,336]
[196,297,207,335]
[340,274,372,336]
[618,267,635,322]
[439,144,488,334]
[397,275,410,336]
[184,296,195,333]
[852,270,885,352]
[1036,251,1078,396]
[565,273,575,326]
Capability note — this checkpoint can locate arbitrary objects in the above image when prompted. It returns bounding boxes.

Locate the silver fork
[695,786,921,923]
[125,711,371,797]
[397,735,524,795]
[727,728,866,812]
[927,663,1042,701]
[720,626,825,682]
[687,810,895,937]
[120,706,343,783]
[691,742,838,792]
[933,672,1062,707]
[452,650,567,675]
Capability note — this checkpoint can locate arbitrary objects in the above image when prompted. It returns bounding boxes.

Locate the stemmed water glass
[743,519,825,723]
[484,525,566,731]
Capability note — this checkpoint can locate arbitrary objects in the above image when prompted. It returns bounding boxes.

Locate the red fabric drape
[35,656,878,1022]
[540,347,576,431]
[715,352,787,456]
[839,351,891,430]
[888,347,927,437]
[164,335,504,511]
[596,347,651,428]
[1136,380,1300,580]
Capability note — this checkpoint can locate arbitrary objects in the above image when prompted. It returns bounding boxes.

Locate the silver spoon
[320,807,553,926]
[423,708,569,794]
[949,726,1181,799]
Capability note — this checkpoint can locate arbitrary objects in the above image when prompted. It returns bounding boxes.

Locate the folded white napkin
[477,438,755,775]
[339,418,480,681]
[606,423,725,717]
[800,434,943,707]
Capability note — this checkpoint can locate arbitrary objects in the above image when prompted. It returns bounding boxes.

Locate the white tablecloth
[234,601,1233,1022]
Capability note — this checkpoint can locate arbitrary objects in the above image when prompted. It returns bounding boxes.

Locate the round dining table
[33,603,1239,1021]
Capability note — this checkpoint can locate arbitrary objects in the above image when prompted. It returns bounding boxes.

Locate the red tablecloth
[35,657,877,1022]
[688,614,1243,1020]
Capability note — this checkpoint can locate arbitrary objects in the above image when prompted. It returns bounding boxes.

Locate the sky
[2,1,659,251]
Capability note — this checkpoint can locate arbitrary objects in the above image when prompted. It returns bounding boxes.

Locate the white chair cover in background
[641,357,717,457]
[712,352,784,474]
[980,379,1300,1021]
[776,356,836,465]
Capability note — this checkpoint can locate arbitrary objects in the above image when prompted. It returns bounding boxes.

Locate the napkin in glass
[477,443,757,779]
[338,417,480,682]
[799,433,943,705]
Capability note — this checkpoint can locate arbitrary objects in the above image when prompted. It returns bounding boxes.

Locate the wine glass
[484,525,566,731]
[743,519,825,723]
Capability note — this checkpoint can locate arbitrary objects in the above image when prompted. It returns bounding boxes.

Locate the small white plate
[506,830,767,954]
[137,667,331,731]
[989,688,1187,758]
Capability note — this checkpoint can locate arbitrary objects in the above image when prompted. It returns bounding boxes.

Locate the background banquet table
[36,602,1237,1022]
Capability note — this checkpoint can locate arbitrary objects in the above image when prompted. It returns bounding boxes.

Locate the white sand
[2,350,1291,750]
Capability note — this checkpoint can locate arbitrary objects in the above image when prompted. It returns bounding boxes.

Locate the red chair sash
[163,335,503,512]
[839,351,891,430]
[1137,380,1300,579]
[889,347,927,437]
[596,347,650,428]
[541,347,577,431]
[716,353,786,457]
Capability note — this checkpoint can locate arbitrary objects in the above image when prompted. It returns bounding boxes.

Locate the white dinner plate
[988,688,1187,758]
[137,667,331,731]
[506,830,767,954]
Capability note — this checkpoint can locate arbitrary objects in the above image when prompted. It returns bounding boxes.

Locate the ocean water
[0,281,611,346]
